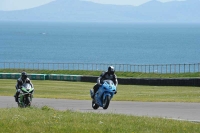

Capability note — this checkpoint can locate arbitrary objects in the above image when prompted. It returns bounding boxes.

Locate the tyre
[18,97,25,108]
[22,95,30,107]
[26,96,31,107]
[92,99,99,110]
[103,95,110,109]
[21,102,25,108]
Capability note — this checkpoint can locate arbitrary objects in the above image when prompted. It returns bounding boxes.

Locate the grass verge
[0,107,199,133]
[1,79,200,102]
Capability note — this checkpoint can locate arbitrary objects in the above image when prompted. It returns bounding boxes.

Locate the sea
[0,22,200,65]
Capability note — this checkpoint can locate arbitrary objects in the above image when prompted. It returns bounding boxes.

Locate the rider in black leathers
[92,66,118,98]
[14,71,33,102]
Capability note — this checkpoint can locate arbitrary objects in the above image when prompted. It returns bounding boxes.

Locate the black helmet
[21,71,27,80]
[108,66,115,75]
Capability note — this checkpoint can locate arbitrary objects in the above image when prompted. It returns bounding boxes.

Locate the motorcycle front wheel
[103,95,110,110]
[26,96,31,107]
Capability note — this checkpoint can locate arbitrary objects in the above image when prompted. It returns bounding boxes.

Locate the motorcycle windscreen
[22,83,32,89]
[103,80,114,86]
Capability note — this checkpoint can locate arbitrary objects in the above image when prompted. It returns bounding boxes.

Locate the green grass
[0,107,199,133]
[1,69,200,78]
[1,79,200,133]
[1,79,200,102]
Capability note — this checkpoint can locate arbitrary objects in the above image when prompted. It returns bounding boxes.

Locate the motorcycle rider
[14,71,33,102]
[91,66,118,98]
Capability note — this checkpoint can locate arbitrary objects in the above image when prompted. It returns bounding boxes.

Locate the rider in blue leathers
[92,66,118,98]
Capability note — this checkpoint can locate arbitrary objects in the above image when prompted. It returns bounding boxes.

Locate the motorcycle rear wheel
[92,99,99,110]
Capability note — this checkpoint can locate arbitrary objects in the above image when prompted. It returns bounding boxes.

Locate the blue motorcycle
[90,80,117,110]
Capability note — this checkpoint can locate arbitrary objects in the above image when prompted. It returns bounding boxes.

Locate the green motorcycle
[18,83,34,108]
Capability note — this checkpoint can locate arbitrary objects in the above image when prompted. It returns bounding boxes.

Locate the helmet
[108,66,115,75]
[21,71,27,80]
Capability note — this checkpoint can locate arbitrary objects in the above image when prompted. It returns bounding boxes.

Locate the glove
[97,83,102,86]
[114,91,117,94]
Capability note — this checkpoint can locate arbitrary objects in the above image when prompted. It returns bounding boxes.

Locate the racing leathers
[92,71,118,98]
[14,77,33,102]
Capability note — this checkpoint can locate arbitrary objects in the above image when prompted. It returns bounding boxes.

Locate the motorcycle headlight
[22,89,27,93]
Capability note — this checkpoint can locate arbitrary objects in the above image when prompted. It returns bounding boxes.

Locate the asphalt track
[1,96,200,122]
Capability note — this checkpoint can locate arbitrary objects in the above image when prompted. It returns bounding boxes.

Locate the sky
[0,0,184,11]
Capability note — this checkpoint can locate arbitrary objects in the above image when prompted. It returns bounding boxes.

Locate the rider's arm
[30,81,33,88]
[15,81,18,89]
[114,75,118,94]
[115,79,118,87]
[16,79,22,89]
[114,75,118,87]
[97,72,105,85]
[26,78,33,88]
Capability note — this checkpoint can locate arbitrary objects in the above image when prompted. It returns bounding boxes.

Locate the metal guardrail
[0,62,200,73]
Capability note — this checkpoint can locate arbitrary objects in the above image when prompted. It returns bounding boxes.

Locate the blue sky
[0,0,184,11]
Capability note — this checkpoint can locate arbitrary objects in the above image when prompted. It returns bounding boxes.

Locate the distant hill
[0,0,199,23]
